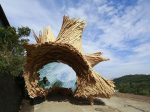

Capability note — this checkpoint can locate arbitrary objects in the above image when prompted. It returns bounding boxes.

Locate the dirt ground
[20,93,150,112]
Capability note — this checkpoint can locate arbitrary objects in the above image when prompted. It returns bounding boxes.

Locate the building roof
[0,5,10,27]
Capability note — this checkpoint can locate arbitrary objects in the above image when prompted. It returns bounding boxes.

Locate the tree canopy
[0,26,30,76]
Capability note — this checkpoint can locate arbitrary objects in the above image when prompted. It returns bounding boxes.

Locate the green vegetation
[0,26,30,76]
[113,74,150,96]
[0,26,30,112]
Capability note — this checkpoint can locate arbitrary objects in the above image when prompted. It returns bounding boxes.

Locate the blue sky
[1,0,150,79]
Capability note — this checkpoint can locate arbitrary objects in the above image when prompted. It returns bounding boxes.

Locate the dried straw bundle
[23,16,115,99]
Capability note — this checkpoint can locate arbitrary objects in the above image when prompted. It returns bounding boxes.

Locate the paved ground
[20,93,150,112]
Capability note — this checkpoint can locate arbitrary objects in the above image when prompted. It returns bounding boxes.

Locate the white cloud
[1,0,150,79]
[66,7,87,20]
[98,4,115,15]
[0,0,62,36]
[97,0,150,49]
[75,0,150,78]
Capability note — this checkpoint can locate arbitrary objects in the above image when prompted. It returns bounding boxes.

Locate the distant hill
[113,74,150,96]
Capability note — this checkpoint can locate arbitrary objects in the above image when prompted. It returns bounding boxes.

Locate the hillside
[113,74,150,96]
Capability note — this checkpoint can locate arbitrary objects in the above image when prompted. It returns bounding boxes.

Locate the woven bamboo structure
[23,16,115,99]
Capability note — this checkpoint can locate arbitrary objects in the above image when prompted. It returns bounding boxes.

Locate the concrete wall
[0,73,22,112]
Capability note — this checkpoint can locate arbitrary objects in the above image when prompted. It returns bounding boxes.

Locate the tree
[0,26,30,76]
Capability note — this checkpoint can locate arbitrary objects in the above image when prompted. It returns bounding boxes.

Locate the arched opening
[37,62,77,95]
[25,43,91,79]
[24,43,93,98]
[24,43,114,99]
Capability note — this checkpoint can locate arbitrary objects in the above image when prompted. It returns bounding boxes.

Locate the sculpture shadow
[20,100,34,112]
[30,93,105,106]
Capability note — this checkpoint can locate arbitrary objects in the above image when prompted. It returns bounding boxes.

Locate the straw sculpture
[23,16,115,99]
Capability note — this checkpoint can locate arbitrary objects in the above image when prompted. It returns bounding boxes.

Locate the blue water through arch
[37,62,77,92]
